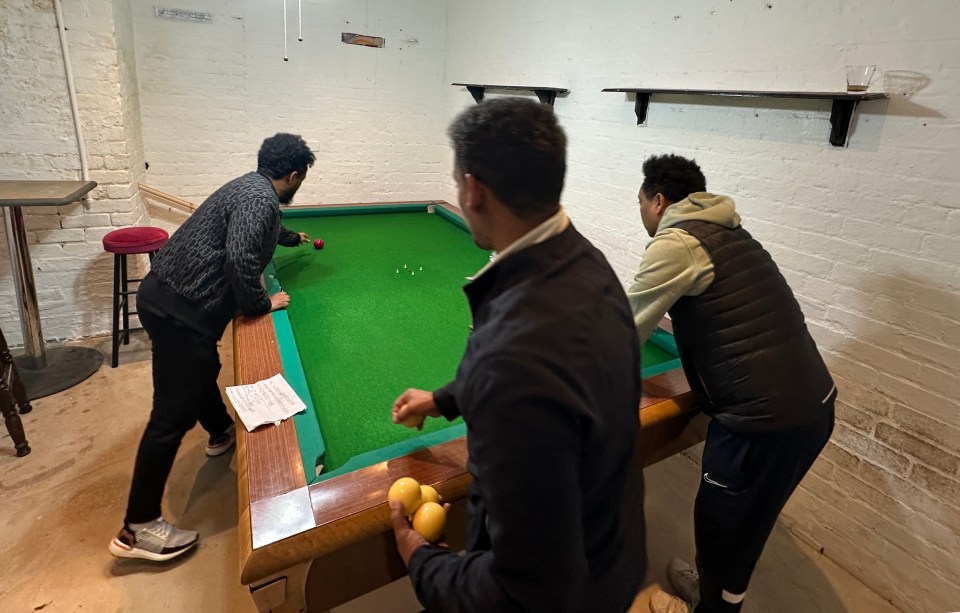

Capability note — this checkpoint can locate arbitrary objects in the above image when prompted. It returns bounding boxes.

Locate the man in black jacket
[627,155,836,613]
[390,98,647,613]
[109,133,314,562]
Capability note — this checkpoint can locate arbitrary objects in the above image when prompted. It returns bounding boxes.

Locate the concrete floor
[0,331,899,613]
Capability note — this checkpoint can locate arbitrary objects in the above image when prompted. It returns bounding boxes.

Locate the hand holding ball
[388,477,422,515]
[395,403,423,429]
[419,485,440,506]
[412,502,446,543]
[388,478,446,542]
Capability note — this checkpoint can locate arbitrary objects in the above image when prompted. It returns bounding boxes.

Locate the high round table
[0,180,104,399]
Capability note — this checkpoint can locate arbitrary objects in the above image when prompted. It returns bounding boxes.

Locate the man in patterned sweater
[109,133,315,562]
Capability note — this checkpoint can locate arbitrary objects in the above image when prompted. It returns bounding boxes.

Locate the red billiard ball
[313,238,324,249]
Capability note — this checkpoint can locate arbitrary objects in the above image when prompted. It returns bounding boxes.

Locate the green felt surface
[273,210,489,474]
[269,206,683,481]
[642,339,673,365]
[642,327,682,378]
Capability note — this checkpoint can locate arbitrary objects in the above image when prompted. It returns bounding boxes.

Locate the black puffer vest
[668,220,835,434]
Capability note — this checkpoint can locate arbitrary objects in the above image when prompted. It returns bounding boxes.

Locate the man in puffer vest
[627,154,836,613]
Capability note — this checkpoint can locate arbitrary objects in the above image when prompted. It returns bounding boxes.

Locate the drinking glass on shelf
[845,65,878,92]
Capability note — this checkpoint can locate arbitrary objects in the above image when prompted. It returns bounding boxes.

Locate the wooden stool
[0,326,31,457]
[102,227,169,368]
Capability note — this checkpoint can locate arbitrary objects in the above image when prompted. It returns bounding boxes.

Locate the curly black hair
[641,154,707,203]
[448,97,566,219]
[257,133,316,179]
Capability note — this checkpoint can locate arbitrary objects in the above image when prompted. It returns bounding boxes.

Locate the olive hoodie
[627,192,741,343]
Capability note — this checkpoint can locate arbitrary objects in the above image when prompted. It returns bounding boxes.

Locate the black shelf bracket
[603,88,887,147]
[635,93,651,125]
[465,85,485,104]
[829,98,861,147]
[535,89,558,106]
[452,83,569,107]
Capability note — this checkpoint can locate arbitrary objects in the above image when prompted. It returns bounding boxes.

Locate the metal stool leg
[120,254,130,346]
[111,253,121,368]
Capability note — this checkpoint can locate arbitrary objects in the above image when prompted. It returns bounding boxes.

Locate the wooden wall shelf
[452,83,569,106]
[602,88,887,147]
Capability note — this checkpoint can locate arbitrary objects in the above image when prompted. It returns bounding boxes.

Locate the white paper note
[225,373,306,431]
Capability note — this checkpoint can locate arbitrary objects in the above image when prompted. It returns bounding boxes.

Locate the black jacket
[409,224,646,613]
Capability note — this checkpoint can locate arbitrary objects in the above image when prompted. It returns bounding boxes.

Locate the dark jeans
[123,308,233,525]
[693,404,835,613]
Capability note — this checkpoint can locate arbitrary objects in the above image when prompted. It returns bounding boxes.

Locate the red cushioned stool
[102,227,169,368]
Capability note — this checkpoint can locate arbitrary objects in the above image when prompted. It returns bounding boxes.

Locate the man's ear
[654,192,669,214]
[463,173,484,210]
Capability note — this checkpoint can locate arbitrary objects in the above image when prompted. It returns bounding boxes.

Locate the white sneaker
[668,558,701,607]
[650,590,691,613]
[108,517,199,562]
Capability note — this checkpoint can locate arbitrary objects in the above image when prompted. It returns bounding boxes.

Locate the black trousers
[123,308,233,525]
[693,404,835,613]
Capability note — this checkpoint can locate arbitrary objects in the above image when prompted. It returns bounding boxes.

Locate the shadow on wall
[0,212,114,346]
[821,271,960,611]
[75,249,134,341]
[75,220,168,343]
[881,70,930,99]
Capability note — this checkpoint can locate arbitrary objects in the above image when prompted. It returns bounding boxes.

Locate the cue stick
[298,0,303,41]
[283,0,288,61]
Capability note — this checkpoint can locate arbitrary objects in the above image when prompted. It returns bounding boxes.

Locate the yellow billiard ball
[419,485,440,506]
[388,477,422,515]
[412,502,446,543]
[396,403,423,429]
[398,413,422,428]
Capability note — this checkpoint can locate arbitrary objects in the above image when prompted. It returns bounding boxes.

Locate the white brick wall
[131,0,449,206]
[444,1,960,610]
[1,0,151,345]
[3,0,958,609]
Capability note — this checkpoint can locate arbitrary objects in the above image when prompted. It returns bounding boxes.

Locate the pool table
[234,201,708,613]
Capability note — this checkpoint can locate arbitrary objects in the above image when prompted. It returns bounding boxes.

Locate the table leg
[2,205,103,400]
[3,206,45,368]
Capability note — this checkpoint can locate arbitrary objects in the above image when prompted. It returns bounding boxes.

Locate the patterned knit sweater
[142,171,301,337]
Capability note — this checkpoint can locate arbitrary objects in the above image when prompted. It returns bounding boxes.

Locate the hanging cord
[283,0,288,60]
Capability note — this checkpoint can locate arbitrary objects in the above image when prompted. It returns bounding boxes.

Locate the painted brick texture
[1,0,151,344]
[130,0,449,207]
[2,0,958,611]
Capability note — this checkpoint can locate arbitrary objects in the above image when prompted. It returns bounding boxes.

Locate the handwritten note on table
[225,373,306,431]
